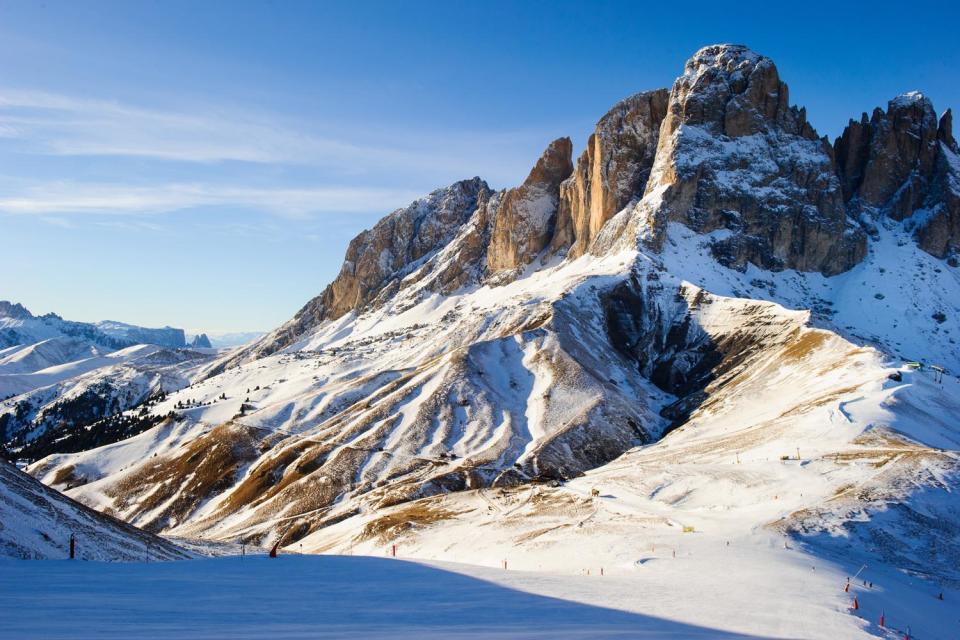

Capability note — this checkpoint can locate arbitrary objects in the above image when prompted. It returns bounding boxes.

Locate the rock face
[95,321,186,349]
[222,178,492,365]
[319,177,491,319]
[835,92,960,257]
[551,90,669,258]
[605,44,866,275]
[224,43,960,376]
[487,137,573,272]
[0,301,32,321]
[190,333,212,349]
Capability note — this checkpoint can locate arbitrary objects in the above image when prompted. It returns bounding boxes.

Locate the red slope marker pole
[879,612,884,628]
[852,597,858,611]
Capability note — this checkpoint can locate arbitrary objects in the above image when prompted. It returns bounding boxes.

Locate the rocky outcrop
[218,178,492,366]
[222,43,960,379]
[189,334,212,349]
[319,177,491,318]
[487,138,573,272]
[551,90,669,258]
[0,301,33,320]
[599,44,866,275]
[834,93,960,257]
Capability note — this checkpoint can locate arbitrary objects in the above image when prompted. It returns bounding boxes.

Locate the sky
[1,0,958,333]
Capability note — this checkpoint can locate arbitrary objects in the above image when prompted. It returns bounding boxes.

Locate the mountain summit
[24,47,960,615]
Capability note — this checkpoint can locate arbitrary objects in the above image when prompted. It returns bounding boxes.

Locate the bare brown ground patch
[780,330,831,362]
[358,501,466,543]
[107,422,259,531]
[776,385,862,419]
[50,464,86,490]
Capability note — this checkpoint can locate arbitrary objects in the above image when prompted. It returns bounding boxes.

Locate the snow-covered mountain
[0,302,218,458]
[24,44,960,636]
[0,459,188,560]
[0,301,187,352]
[1,345,213,458]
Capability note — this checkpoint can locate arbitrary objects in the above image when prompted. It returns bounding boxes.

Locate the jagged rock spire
[487,137,573,272]
[551,89,669,259]
[834,92,960,257]
[594,44,865,275]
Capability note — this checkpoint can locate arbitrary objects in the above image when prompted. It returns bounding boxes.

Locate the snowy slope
[296,294,960,638]
[1,345,213,453]
[0,554,789,639]
[658,221,960,372]
[0,460,188,560]
[19,43,960,640]
[31,250,674,539]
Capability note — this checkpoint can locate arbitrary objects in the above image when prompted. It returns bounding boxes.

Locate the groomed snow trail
[0,554,847,640]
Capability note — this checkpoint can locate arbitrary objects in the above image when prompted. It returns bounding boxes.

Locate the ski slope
[0,554,877,639]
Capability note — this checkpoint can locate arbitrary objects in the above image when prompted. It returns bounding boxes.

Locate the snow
[0,554,878,639]
[291,287,960,638]
[0,461,187,561]
[889,91,930,109]
[659,221,960,372]
[0,341,159,398]
[1,345,212,445]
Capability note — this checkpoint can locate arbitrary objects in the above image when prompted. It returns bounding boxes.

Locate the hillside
[22,44,960,638]
[0,460,188,560]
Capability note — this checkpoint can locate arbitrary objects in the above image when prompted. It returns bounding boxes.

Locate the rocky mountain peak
[551,89,669,259]
[938,108,957,151]
[835,92,940,216]
[189,334,212,349]
[672,44,814,140]
[223,43,960,377]
[595,44,864,275]
[318,176,491,321]
[487,137,573,272]
[834,92,960,257]
[0,301,33,320]
[216,177,493,367]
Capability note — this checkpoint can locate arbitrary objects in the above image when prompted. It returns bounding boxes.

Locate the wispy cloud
[0,88,543,182]
[0,181,424,218]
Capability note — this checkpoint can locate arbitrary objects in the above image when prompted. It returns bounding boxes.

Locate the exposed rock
[487,137,573,272]
[835,93,940,218]
[835,93,960,257]
[596,44,866,275]
[0,301,33,320]
[412,189,502,295]
[189,333,212,349]
[224,178,491,365]
[551,90,669,258]
[321,177,490,318]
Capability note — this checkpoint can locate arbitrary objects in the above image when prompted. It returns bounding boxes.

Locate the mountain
[0,302,217,459]
[95,320,186,349]
[24,44,960,635]
[1,345,213,457]
[0,301,188,352]
[189,333,213,349]
[0,459,188,560]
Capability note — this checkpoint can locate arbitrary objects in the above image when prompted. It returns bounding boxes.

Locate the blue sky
[2,0,958,333]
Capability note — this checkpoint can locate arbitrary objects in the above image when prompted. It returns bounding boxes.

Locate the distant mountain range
[10,44,960,637]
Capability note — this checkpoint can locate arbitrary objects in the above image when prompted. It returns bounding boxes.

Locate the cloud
[0,88,543,183]
[0,181,425,218]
